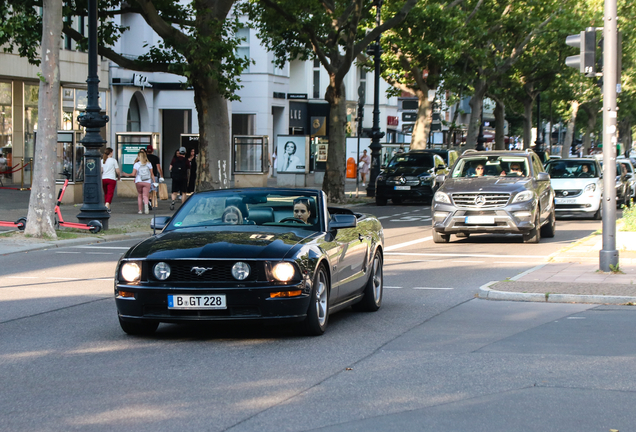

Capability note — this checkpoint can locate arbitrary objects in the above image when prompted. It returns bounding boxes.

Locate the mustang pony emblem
[191,266,214,276]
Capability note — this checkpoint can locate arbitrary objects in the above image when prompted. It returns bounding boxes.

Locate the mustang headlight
[584,183,596,193]
[512,190,535,204]
[376,175,385,183]
[272,262,295,282]
[120,262,141,282]
[434,191,451,204]
[232,262,250,280]
[153,262,171,280]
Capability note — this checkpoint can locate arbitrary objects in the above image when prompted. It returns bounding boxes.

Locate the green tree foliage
[0,0,250,192]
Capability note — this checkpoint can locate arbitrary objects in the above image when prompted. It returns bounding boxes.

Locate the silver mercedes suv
[432,149,556,243]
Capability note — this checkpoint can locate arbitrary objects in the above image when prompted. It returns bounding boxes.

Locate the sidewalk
[479,231,636,305]
[0,176,373,255]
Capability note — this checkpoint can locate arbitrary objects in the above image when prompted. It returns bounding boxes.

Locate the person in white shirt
[122,149,156,214]
[101,148,120,212]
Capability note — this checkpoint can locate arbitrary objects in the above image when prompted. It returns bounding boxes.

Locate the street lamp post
[535,92,543,151]
[475,107,486,151]
[76,0,110,229]
[366,0,385,198]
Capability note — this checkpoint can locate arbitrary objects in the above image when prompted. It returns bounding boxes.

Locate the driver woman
[292,198,312,224]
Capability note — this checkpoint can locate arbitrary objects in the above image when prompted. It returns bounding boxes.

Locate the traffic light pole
[600,0,619,271]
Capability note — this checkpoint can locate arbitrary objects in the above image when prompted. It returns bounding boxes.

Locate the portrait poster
[277,136,307,173]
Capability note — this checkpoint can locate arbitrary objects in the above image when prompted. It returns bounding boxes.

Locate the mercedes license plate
[394,186,411,190]
[465,216,495,225]
[168,294,227,310]
[555,198,576,204]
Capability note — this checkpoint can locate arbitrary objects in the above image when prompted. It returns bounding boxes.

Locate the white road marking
[385,236,433,251]
[567,317,586,320]
[385,286,403,289]
[386,252,548,259]
[73,246,131,250]
[413,287,454,290]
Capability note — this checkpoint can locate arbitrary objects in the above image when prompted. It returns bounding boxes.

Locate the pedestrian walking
[187,148,197,194]
[169,147,190,210]
[359,149,370,186]
[101,147,120,213]
[145,145,164,208]
[123,149,156,214]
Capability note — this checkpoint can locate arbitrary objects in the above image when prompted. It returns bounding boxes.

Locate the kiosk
[233,135,269,188]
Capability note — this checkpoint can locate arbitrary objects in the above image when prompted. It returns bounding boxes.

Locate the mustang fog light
[232,262,251,280]
[117,290,135,298]
[121,262,141,282]
[270,290,302,298]
[272,262,295,282]
[153,262,171,280]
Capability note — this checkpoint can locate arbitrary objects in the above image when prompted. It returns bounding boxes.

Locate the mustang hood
[441,176,532,194]
[126,228,313,260]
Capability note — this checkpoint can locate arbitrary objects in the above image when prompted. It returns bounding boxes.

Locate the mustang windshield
[545,160,598,178]
[167,190,322,231]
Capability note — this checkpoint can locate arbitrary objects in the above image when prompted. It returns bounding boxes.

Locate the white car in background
[544,158,603,219]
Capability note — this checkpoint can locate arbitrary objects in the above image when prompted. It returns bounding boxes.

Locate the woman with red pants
[101,148,120,213]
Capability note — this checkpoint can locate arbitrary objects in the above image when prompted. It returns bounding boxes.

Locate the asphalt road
[1,204,635,432]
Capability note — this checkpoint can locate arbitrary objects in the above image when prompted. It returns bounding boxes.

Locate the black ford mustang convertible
[115,188,384,336]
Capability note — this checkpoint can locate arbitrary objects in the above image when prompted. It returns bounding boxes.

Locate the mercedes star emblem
[191,266,214,276]
[474,195,486,206]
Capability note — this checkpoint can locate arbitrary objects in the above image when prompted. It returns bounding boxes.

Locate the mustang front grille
[147,260,266,282]
[451,193,511,208]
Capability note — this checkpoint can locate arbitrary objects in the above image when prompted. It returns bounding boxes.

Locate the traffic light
[565,28,596,77]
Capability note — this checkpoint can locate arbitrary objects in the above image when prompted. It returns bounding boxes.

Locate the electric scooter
[0,217,26,231]
[55,170,102,233]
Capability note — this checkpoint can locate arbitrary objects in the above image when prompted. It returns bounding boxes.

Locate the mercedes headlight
[120,262,141,282]
[153,262,171,280]
[512,190,535,203]
[232,262,251,280]
[434,191,451,204]
[272,262,295,282]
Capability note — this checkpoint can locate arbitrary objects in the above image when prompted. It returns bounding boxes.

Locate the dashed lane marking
[413,287,454,290]
[385,236,433,251]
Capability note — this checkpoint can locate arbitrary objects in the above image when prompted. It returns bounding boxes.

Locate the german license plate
[556,198,576,204]
[168,294,227,310]
[394,186,411,190]
[465,216,495,225]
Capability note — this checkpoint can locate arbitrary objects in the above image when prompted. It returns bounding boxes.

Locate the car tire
[593,200,603,220]
[455,232,470,238]
[523,209,541,243]
[352,250,383,312]
[432,229,450,243]
[376,196,387,206]
[118,316,159,335]
[540,209,556,238]
[303,264,329,336]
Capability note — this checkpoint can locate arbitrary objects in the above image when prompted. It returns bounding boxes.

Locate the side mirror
[150,216,171,231]
[436,164,446,173]
[436,174,447,184]
[328,214,357,231]
[537,172,550,182]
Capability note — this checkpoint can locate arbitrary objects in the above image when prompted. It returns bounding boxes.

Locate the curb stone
[478,281,636,305]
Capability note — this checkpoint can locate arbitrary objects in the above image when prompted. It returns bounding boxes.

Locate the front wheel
[352,250,383,312]
[540,209,556,238]
[16,217,27,231]
[118,316,159,335]
[302,265,330,336]
[523,209,541,243]
[88,220,103,233]
[432,229,450,243]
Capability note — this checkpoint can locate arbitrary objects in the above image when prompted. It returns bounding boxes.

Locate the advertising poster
[277,136,307,173]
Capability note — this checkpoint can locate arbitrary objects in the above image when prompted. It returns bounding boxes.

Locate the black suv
[375,150,447,205]
[432,149,556,243]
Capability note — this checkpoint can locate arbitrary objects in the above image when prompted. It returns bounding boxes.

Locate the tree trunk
[24,0,62,238]
[521,99,533,149]
[410,89,432,149]
[581,105,597,156]
[322,79,347,203]
[466,79,487,149]
[562,100,579,159]
[192,75,231,191]
[494,98,505,150]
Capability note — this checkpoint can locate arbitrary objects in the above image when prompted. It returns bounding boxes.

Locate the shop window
[0,82,12,152]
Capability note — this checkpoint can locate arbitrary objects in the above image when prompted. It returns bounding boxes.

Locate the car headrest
[248,207,275,225]
[225,197,249,218]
